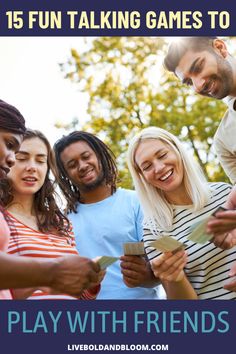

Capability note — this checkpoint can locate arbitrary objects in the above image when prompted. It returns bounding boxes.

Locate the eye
[82,153,90,160]
[185,79,193,87]
[68,161,77,169]
[6,140,15,150]
[142,164,152,172]
[15,154,26,161]
[159,152,167,159]
[193,59,204,73]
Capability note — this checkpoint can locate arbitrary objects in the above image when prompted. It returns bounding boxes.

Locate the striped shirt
[7,211,99,300]
[144,182,236,300]
[0,212,12,299]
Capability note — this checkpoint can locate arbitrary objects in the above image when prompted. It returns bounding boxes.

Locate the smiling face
[60,140,104,192]
[175,46,234,99]
[7,137,48,196]
[0,130,22,179]
[134,138,188,204]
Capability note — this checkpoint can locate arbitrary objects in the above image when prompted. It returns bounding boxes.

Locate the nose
[192,76,206,93]
[153,160,165,174]
[6,151,16,168]
[78,160,88,172]
[25,161,37,172]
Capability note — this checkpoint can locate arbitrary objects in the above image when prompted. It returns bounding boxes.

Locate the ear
[212,39,228,58]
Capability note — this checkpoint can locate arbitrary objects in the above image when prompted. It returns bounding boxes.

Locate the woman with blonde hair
[127,126,236,299]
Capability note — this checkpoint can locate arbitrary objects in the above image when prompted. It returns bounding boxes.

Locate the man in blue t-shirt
[54,131,161,299]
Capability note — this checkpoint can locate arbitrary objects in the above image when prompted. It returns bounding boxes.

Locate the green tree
[60,37,228,188]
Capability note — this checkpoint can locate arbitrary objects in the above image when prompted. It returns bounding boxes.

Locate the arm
[207,187,236,248]
[214,134,236,185]
[223,262,236,292]
[120,255,158,288]
[0,252,101,296]
[150,250,197,300]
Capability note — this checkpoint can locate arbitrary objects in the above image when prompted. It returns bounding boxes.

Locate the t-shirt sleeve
[214,135,236,185]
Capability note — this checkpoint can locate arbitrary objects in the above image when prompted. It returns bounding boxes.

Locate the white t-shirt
[214,96,236,184]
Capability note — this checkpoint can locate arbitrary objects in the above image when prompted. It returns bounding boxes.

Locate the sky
[0,37,89,144]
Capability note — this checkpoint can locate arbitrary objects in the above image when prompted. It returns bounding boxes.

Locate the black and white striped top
[143,182,236,300]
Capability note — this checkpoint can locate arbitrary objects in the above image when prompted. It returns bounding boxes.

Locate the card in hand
[212,206,228,216]
[97,256,119,270]
[123,242,145,256]
[188,206,229,245]
[149,237,185,253]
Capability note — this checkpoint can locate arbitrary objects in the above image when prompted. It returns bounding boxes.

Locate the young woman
[0,99,102,300]
[1,129,104,299]
[127,126,236,300]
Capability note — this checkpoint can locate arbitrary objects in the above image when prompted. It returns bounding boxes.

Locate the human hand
[207,210,236,237]
[150,250,187,282]
[210,228,236,249]
[120,255,153,288]
[51,255,101,296]
[223,261,236,292]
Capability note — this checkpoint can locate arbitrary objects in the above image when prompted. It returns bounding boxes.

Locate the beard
[78,169,105,193]
[201,54,234,99]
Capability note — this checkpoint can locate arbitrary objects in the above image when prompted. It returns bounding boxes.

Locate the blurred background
[1,36,235,187]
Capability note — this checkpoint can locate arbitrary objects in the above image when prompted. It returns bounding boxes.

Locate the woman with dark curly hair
[2,129,104,299]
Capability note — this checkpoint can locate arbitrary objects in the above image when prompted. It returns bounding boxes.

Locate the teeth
[24,178,36,181]
[159,170,173,181]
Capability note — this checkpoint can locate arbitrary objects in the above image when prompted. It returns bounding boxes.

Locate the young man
[164,37,236,183]
[0,99,101,299]
[54,131,161,299]
[164,37,236,291]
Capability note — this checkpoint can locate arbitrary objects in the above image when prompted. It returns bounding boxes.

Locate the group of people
[1,36,236,300]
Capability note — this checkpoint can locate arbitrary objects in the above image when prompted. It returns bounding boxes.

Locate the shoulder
[208,182,232,197]
[116,188,140,204]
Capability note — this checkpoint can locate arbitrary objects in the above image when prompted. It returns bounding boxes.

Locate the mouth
[159,169,173,182]
[80,168,94,179]
[0,166,10,177]
[202,78,217,96]
[22,176,38,182]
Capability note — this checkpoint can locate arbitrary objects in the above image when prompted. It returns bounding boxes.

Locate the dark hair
[0,129,70,236]
[0,99,26,134]
[54,131,118,213]
[164,37,217,74]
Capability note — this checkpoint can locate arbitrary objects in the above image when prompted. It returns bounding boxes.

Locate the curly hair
[0,99,26,134]
[0,129,70,236]
[53,131,118,213]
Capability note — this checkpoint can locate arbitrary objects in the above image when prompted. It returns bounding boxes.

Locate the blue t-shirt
[68,188,159,299]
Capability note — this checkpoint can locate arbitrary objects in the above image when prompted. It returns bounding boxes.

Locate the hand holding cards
[187,206,228,245]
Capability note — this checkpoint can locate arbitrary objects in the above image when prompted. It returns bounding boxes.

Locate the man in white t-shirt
[164,37,236,291]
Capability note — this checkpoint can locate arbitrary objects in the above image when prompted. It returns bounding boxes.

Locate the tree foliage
[60,37,228,188]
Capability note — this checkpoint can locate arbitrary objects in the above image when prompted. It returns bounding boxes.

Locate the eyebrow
[139,148,166,168]
[182,57,200,84]
[65,151,90,166]
[16,151,47,158]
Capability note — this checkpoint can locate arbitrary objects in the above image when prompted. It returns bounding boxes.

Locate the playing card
[149,237,184,253]
[123,242,145,255]
[97,256,119,270]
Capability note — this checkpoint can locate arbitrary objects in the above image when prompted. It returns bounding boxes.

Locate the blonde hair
[127,127,210,231]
